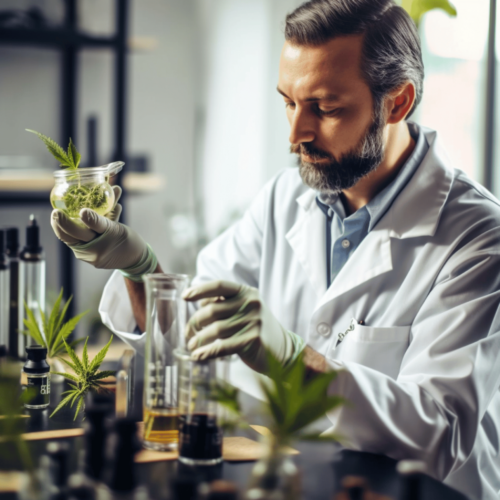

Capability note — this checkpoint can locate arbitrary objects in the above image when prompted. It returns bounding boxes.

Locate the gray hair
[284,0,424,117]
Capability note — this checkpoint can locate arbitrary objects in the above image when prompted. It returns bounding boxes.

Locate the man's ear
[385,82,416,124]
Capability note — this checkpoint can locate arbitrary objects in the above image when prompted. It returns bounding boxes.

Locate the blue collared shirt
[316,122,429,288]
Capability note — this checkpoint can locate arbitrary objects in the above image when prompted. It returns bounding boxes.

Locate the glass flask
[143,273,189,451]
[176,350,223,466]
[50,161,124,219]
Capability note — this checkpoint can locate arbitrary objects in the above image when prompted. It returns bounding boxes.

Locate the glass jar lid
[53,161,124,179]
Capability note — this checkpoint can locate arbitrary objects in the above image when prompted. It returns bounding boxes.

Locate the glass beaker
[143,273,189,451]
[50,161,123,219]
[176,349,223,465]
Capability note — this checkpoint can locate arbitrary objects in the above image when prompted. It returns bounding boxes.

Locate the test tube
[176,349,223,466]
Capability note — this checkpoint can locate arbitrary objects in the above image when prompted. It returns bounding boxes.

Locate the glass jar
[50,162,124,218]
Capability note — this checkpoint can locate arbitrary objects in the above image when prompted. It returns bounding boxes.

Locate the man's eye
[285,102,295,109]
[317,107,339,116]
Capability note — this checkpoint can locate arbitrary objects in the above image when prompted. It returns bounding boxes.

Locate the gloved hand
[183,280,306,373]
[50,186,157,281]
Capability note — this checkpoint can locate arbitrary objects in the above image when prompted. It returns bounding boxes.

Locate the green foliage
[211,351,345,446]
[22,288,88,359]
[26,129,81,170]
[50,336,116,420]
[399,0,457,27]
[63,183,108,216]
[0,362,36,473]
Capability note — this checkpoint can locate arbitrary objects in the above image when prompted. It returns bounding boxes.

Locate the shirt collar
[316,121,429,230]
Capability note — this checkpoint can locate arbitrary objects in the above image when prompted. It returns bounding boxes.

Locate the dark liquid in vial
[179,413,222,460]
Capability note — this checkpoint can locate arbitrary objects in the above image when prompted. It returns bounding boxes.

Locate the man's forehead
[279,35,365,96]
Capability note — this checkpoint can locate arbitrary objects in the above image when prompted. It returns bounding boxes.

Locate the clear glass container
[176,349,223,466]
[50,161,124,219]
[143,273,189,451]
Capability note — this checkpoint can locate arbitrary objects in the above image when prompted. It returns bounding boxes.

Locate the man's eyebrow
[276,86,340,102]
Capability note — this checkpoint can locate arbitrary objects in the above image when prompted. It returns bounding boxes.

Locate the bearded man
[51,1,500,498]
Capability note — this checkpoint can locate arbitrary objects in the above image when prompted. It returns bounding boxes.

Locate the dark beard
[291,100,386,197]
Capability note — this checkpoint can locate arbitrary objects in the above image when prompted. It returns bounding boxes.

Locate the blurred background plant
[22,288,87,359]
[0,361,37,492]
[399,0,457,27]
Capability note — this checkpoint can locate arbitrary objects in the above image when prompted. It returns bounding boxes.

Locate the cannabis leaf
[26,129,81,170]
[211,350,345,447]
[399,0,457,28]
[50,336,116,420]
[22,288,88,359]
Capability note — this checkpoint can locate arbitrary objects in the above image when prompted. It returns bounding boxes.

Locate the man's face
[278,36,386,195]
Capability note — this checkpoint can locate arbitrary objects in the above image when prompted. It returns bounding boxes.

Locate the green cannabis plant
[399,0,457,28]
[27,129,111,216]
[22,288,88,359]
[51,336,115,420]
[213,351,345,446]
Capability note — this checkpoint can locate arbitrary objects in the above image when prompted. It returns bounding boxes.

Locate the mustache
[290,142,333,161]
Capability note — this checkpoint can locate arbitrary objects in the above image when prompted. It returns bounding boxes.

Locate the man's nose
[289,107,316,145]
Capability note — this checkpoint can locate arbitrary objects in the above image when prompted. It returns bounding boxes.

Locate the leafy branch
[22,288,88,359]
[26,129,81,170]
[50,336,116,420]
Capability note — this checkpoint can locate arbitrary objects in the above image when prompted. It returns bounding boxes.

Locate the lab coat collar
[286,127,454,303]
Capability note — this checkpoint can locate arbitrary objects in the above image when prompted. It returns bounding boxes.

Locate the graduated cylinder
[143,273,189,451]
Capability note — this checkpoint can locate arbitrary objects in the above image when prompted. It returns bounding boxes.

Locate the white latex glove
[183,280,306,373]
[50,186,157,280]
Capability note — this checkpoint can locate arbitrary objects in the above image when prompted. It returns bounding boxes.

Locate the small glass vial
[24,345,50,409]
[176,349,223,466]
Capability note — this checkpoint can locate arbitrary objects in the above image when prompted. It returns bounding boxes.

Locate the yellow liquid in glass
[143,407,179,445]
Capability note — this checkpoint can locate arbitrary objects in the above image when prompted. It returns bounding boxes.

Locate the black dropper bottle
[108,419,146,500]
[46,441,70,500]
[0,229,10,357]
[23,345,50,409]
[5,227,19,358]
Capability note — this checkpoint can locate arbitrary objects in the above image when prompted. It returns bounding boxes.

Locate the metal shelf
[0,27,118,48]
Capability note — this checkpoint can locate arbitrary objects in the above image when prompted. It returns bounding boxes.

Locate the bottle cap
[5,227,19,256]
[24,215,43,253]
[24,345,50,373]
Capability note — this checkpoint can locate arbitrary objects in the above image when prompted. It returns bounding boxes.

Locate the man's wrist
[120,244,158,282]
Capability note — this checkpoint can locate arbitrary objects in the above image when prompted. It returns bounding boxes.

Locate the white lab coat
[99,126,500,500]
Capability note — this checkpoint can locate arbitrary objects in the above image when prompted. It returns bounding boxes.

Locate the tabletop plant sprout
[26,129,122,219]
[50,336,115,420]
[213,351,345,500]
[22,288,88,380]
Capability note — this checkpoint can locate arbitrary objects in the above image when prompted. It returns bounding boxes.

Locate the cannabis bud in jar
[26,130,123,219]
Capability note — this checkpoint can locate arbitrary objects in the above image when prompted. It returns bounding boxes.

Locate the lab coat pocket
[333,324,410,379]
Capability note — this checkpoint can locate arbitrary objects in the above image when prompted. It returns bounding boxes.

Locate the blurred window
[415,0,491,185]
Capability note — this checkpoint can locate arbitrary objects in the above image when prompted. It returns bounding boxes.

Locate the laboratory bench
[0,371,469,500]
